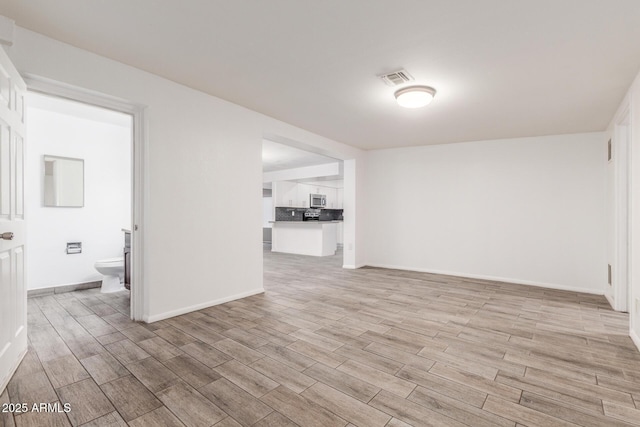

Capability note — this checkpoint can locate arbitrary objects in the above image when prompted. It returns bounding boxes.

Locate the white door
[0,46,26,393]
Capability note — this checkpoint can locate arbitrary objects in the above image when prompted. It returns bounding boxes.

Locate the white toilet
[94,257,125,293]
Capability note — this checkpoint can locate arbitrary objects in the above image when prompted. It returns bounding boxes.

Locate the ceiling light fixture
[394,86,436,108]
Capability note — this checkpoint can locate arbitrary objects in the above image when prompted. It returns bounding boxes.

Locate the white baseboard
[342,264,365,269]
[364,263,604,295]
[631,328,640,352]
[144,288,265,323]
[604,292,615,310]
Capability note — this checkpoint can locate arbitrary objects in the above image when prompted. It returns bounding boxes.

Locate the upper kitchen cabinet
[273,180,344,208]
[274,181,298,207]
[324,187,338,209]
[297,183,312,207]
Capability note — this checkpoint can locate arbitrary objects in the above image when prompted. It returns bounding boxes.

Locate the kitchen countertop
[269,220,342,223]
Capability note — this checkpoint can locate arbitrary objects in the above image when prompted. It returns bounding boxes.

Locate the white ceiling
[3,1,640,149]
[262,139,337,172]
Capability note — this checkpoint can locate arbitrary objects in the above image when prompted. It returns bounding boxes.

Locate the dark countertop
[269,220,342,223]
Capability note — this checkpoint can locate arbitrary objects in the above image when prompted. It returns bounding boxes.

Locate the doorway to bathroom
[25,91,134,314]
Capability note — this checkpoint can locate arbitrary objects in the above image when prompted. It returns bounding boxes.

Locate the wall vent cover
[379,69,414,86]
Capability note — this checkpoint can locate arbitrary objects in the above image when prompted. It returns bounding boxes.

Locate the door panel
[0,46,27,394]
[14,133,23,218]
[14,246,24,335]
[0,69,9,109]
[0,123,9,218]
[0,251,10,358]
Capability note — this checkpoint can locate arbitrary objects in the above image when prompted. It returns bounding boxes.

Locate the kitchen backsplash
[320,209,343,221]
[275,207,343,221]
[275,207,306,221]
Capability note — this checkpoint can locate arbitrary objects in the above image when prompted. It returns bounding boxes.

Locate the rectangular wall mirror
[43,155,84,207]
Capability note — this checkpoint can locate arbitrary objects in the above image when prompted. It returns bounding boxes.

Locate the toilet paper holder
[67,242,82,254]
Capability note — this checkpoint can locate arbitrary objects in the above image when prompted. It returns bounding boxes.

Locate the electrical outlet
[636,297,640,313]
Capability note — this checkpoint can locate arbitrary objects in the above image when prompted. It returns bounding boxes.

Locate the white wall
[6,26,363,321]
[343,157,366,268]
[364,133,606,293]
[27,104,131,289]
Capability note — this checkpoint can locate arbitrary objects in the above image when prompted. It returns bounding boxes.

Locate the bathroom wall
[26,94,132,290]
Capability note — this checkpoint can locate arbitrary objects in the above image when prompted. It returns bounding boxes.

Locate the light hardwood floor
[2,245,640,426]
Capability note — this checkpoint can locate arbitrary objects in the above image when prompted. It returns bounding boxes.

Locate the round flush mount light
[394,86,436,108]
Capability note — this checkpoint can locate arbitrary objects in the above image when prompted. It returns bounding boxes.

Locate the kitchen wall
[7,26,363,321]
[27,98,131,290]
[365,132,606,294]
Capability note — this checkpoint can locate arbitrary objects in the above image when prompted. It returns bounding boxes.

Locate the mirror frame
[43,155,85,208]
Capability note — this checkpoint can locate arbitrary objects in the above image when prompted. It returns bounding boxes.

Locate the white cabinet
[297,183,312,207]
[274,181,298,207]
[337,188,344,209]
[324,187,338,209]
[274,180,344,208]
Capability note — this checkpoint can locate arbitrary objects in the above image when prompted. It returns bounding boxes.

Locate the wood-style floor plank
[3,245,638,427]
[79,352,129,386]
[260,385,347,427]
[156,381,227,427]
[199,378,273,427]
[301,382,391,426]
[56,378,115,426]
[213,360,279,398]
[127,407,183,427]
[162,354,221,389]
[99,375,162,422]
[41,354,90,389]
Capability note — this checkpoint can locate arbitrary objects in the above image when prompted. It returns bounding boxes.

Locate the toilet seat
[95,257,124,267]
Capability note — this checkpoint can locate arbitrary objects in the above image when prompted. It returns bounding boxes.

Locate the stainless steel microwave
[310,194,326,208]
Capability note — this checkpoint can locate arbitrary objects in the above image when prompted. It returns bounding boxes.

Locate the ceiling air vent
[379,69,414,86]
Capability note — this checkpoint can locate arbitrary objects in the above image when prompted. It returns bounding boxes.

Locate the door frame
[606,103,632,313]
[261,133,363,269]
[24,74,148,321]
[614,108,631,312]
